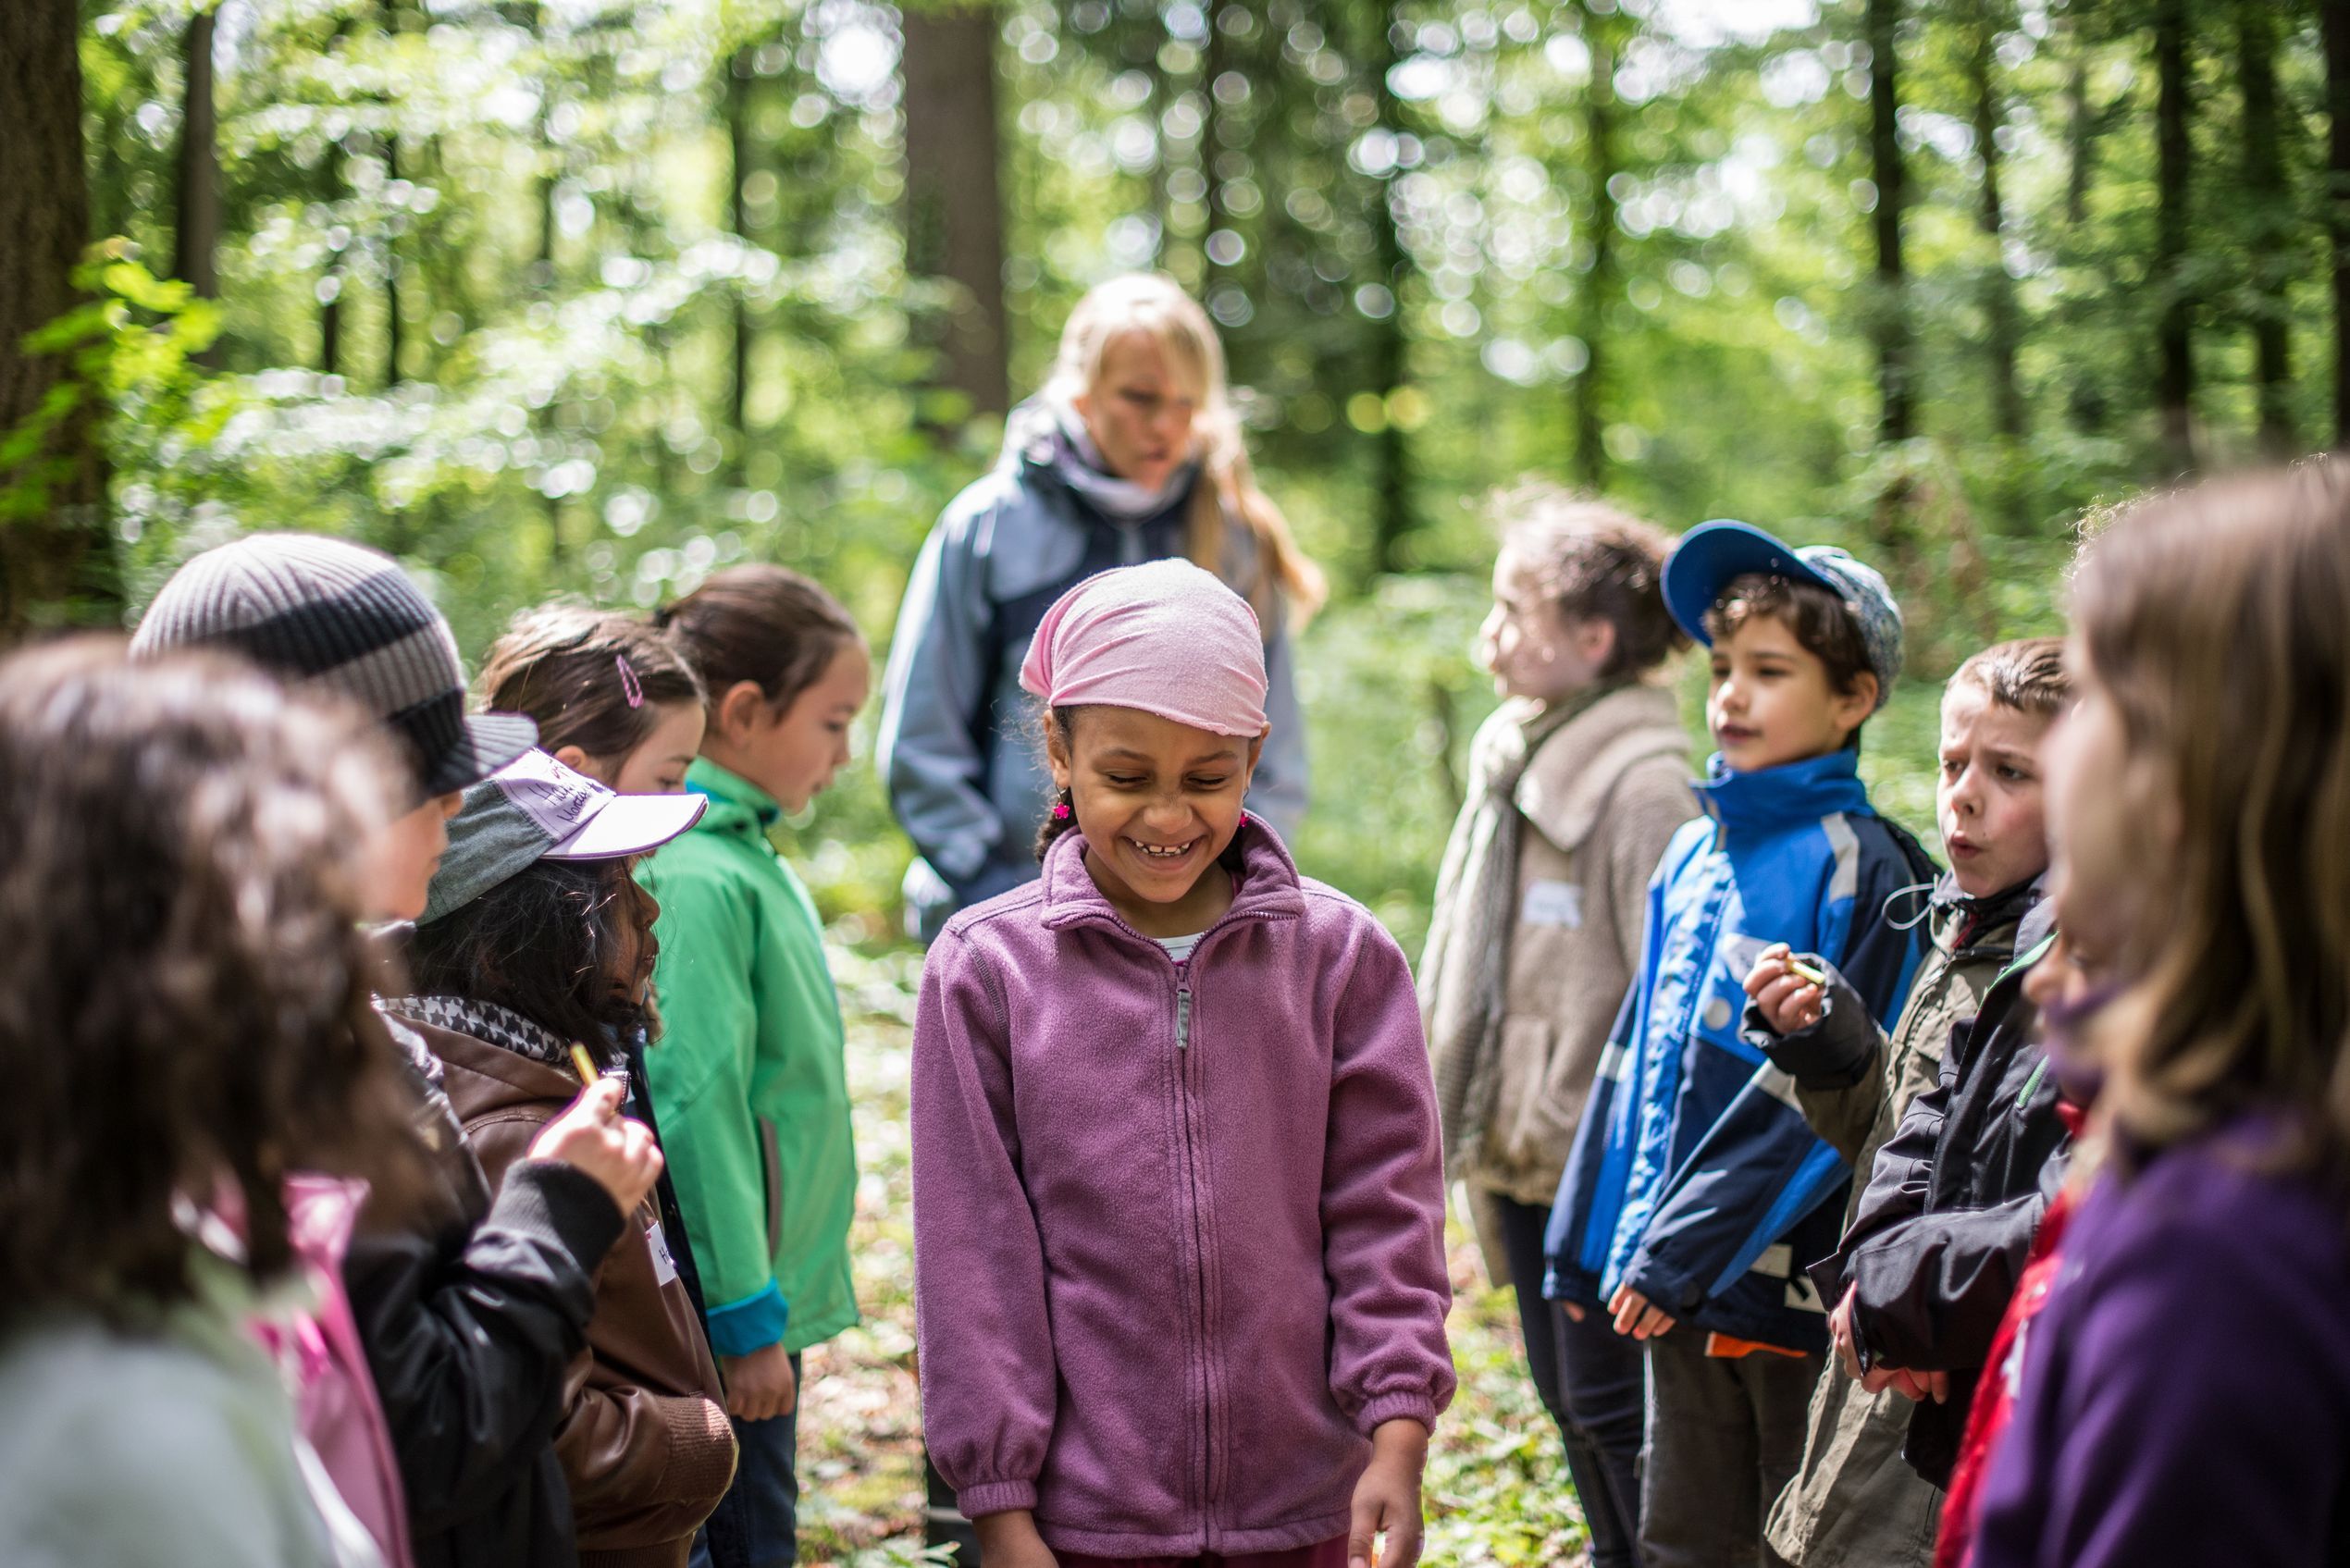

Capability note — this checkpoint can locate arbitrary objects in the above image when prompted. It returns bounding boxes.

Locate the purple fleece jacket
[911,821,1454,1557]
[1971,1113,2350,1567]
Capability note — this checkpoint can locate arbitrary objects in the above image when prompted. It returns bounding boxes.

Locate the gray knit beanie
[130,533,537,796]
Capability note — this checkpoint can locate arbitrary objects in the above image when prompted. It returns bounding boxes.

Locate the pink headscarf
[1018,560,1269,737]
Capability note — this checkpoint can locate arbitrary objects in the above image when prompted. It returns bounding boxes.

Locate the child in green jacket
[644,565,872,1568]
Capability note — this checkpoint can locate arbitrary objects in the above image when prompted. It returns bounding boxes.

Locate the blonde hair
[1046,274,1327,624]
[2071,462,2350,1181]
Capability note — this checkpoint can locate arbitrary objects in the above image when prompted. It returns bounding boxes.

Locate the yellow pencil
[569,1043,601,1086]
[1786,957,1828,988]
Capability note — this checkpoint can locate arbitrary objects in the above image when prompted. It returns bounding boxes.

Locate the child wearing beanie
[910,560,1454,1568]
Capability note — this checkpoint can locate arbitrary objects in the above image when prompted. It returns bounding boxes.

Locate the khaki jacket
[425,1021,736,1568]
[1472,685,1696,1207]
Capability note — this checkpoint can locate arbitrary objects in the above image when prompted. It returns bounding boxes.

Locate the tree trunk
[1575,2,1619,491]
[0,0,118,636]
[1867,0,1912,444]
[1361,0,1412,572]
[900,3,1011,419]
[726,46,755,482]
[174,7,221,302]
[2153,0,2195,472]
[1970,3,2024,442]
[2240,0,2294,460]
[2064,0,2096,229]
[2328,0,2350,448]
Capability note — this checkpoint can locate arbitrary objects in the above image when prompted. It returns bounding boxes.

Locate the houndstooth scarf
[379,994,575,1069]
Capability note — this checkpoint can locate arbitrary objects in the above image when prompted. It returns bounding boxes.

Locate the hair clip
[615,654,645,710]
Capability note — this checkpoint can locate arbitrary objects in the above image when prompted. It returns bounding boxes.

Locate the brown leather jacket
[420,1018,736,1568]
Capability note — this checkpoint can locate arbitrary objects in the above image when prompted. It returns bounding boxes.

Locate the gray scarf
[1020,396,1202,523]
[1420,694,1592,1180]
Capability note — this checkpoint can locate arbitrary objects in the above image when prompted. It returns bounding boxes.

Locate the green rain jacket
[641,757,859,1359]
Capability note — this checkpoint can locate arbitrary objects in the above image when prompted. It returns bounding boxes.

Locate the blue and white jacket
[1544,747,1936,1352]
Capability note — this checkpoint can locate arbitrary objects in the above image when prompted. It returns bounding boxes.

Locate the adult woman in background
[877,273,1322,940]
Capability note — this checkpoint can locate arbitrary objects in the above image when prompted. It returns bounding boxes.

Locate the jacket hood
[1035,813,1307,934]
[1515,685,1691,854]
[1693,747,1873,834]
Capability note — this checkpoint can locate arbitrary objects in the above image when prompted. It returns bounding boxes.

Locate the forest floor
[786,945,1593,1568]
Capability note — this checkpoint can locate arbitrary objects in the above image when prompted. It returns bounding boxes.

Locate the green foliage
[0,244,223,526]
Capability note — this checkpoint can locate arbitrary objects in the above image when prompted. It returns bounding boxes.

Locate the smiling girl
[912,560,1453,1568]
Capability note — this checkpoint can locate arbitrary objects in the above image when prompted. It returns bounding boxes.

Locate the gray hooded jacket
[876,401,1307,940]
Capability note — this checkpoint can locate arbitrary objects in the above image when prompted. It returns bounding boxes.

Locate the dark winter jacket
[1819,906,2067,1486]
[417,1011,738,1568]
[1545,748,1938,1352]
[346,1018,627,1568]
[1756,875,2040,1568]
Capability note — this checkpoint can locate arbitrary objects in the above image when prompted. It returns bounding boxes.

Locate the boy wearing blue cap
[1543,522,1937,1568]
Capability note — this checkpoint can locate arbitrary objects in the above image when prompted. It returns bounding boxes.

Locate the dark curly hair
[0,640,422,1319]
[405,858,659,1068]
[481,604,706,769]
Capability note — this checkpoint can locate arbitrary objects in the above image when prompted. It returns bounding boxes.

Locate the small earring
[1051,791,1072,821]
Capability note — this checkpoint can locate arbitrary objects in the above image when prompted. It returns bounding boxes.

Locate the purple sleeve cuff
[1354,1391,1440,1438]
[954,1478,1040,1518]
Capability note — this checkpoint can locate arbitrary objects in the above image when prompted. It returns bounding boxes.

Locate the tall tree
[174,6,221,304]
[901,2,1011,419]
[1969,0,2024,442]
[1867,0,1913,444]
[2322,0,2350,448]
[0,0,118,636]
[725,44,757,480]
[1358,0,1413,571]
[2239,0,2295,459]
[1575,1,1622,490]
[2153,0,2195,471]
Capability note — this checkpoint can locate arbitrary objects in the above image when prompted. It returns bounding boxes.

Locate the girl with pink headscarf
[909,561,1454,1568]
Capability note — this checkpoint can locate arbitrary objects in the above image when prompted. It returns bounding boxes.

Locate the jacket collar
[686,756,780,830]
[1691,747,1872,835]
[1037,814,1308,934]
[1515,685,1690,852]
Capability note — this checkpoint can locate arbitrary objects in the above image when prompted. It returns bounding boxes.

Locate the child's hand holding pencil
[1744,942,1830,1033]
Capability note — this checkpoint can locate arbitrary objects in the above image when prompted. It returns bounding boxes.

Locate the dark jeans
[690,1352,803,1568]
[1497,1195,1645,1568]
[1639,1331,1821,1568]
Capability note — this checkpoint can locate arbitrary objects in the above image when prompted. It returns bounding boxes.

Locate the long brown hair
[2072,462,2350,1176]
[1046,274,1327,624]
[0,641,420,1317]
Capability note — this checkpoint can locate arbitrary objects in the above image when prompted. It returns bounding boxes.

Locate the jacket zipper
[1175,982,1193,1050]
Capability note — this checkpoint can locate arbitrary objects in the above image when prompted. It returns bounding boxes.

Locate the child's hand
[1861,1364,1952,1404]
[529,1077,663,1216]
[1348,1418,1429,1568]
[973,1510,1058,1568]
[721,1341,798,1422]
[1608,1283,1676,1340]
[1743,943,1827,1033]
[1829,1284,1863,1381]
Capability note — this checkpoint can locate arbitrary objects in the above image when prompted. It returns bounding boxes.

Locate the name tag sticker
[1522,880,1585,929]
[647,1220,680,1287]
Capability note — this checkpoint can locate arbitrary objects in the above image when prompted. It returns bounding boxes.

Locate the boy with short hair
[1545,521,1937,1568]
[1745,638,2068,1568]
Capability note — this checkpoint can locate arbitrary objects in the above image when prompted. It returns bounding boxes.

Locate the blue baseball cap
[1663,519,1903,710]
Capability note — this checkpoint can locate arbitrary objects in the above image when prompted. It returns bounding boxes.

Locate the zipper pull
[1175,984,1193,1051]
